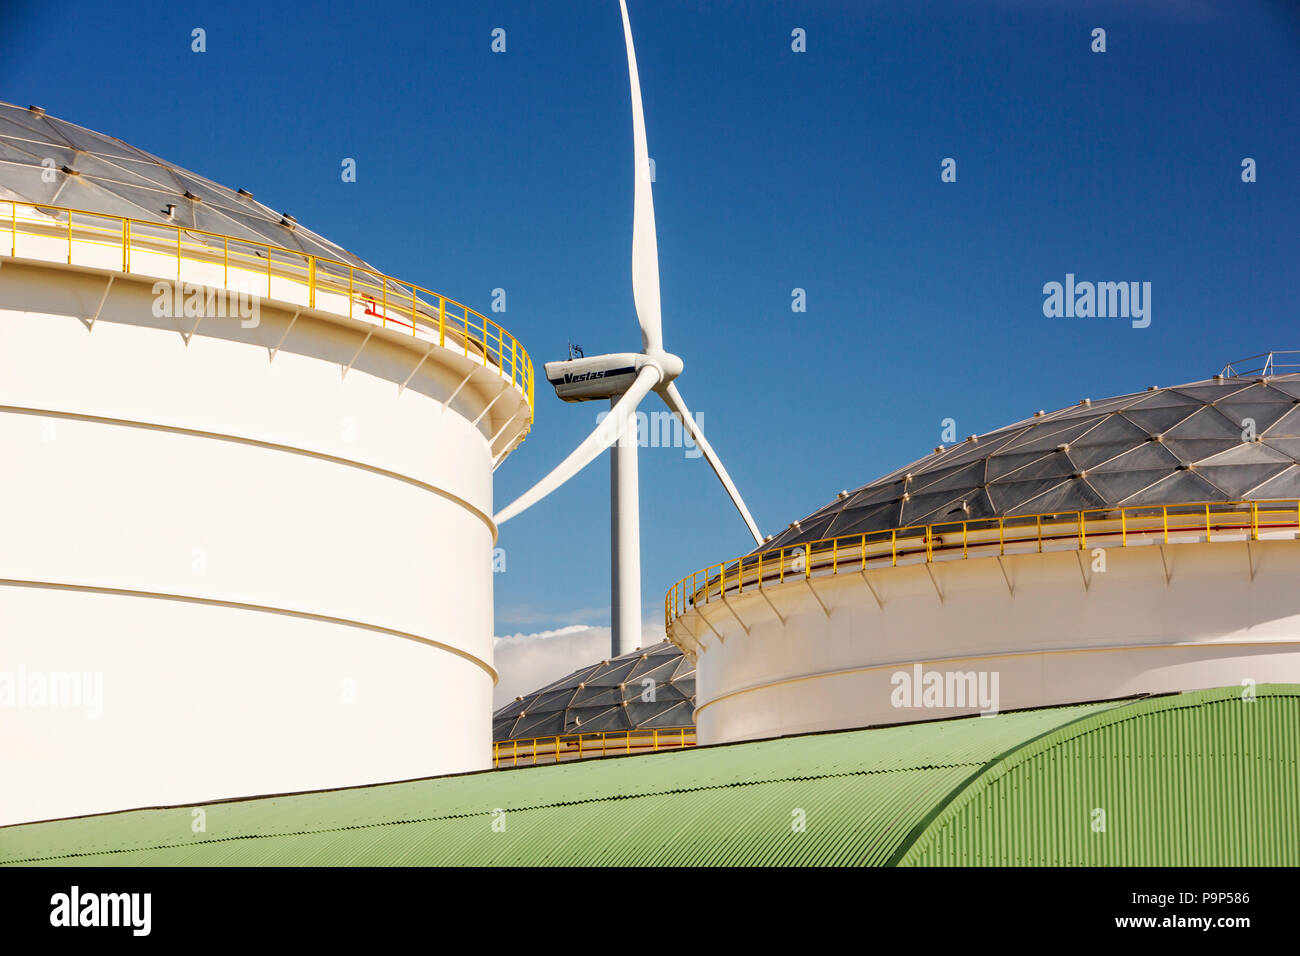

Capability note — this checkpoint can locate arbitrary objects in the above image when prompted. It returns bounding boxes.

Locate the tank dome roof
[765,371,1300,553]
[494,641,693,741]
[0,100,371,268]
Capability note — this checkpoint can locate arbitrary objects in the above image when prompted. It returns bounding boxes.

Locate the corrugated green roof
[2,686,1295,866]
[898,684,1300,866]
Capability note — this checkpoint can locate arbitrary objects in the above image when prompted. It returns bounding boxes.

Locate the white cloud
[492,619,667,710]
[492,625,607,710]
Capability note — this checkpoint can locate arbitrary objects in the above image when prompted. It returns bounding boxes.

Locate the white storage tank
[668,368,1300,744]
[0,102,534,824]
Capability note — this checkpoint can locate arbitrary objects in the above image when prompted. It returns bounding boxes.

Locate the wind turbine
[495,0,764,656]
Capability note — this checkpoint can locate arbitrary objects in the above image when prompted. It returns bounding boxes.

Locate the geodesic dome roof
[493,641,694,740]
[764,371,1300,553]
[0,100,372,268]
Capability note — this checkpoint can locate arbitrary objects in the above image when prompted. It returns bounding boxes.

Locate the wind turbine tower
[496,0,763,655]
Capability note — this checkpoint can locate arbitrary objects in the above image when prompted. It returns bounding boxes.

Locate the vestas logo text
[50,886,151,936]
[562,370,608,384]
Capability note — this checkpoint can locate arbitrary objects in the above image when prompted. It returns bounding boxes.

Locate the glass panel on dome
[577,709,630,732]
[1118,406,1200,433]
[1011,477,1106,515]
[1049,392,1146,419]
[633,701,693,728]
[925,427,1028,468]
[995,453,1075,483]
[533,689,580,712]
[1070,413,1149,447]
[514,713,565,738]
[0,139,71,170]
[1090,441,1180,473]
[1165,407,1246,440]
[587,660,638,687]
[1168,382,1251,402]
[1248,466,1300,498]
[1121,470,1221,505]
[1128,387,1213,409]
[958,487,996,519]
[849,479,910,508]
[1162,437,1239,465]
[910,501,972,527]
[645,682,688,704]
[987,478,1067,513]
[631,661,679,688]
[0,113,42,141]
[59,179,150,220]
[1084,469,1170,502]
[1195,442,1291,466]
[74,152,168,190]
[999,416,1106,455]
[539,664,599,693]
[827,501,899,537]
[1264,378,1300,400]
[1196,464,1290,497]
[986,451,1049,480]
[571,686,621,707]
[60,124,141,160]
[1071,440,1149,470]
[667,657,693,681]
[1262,405,1300,438]
[1263,437,1300,459]
[901,490,969,526]
[1215,383,1296,403]
[910,461,986,496]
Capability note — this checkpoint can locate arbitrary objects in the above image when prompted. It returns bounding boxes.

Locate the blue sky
[5,0,1297,641]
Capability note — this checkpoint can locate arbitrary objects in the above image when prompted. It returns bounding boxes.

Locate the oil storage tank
[667,368,1300,744]
[0,102,534,823]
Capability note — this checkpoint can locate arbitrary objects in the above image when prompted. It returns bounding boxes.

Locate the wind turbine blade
[495,365,660,526]
[619,0,663,353]
[661,382,763,545]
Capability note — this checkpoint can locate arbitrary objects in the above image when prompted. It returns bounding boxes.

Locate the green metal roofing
[898,684,1300,866]
[2,686,1296,866]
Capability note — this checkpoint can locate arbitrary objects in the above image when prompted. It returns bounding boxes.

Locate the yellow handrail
[1,198,535,427]
[492,728,697,767]
[665,499,1300,631]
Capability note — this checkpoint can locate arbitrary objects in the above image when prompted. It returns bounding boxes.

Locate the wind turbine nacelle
[545,352,650,402]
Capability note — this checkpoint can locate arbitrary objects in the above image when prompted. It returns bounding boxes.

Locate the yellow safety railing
[0,199,535,420]
[493,728,695,768]
[665,499,1300,631]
